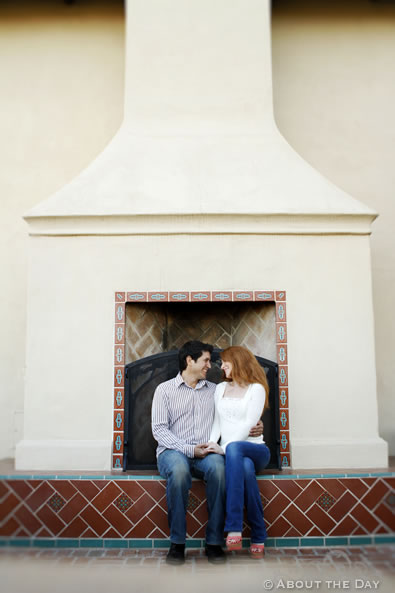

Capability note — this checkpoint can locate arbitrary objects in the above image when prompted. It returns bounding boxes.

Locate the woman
[206,346,271,558]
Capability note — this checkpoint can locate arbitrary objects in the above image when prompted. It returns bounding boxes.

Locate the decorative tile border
[0,476,393,544]
[1,536,395,549]
[113,290,289,471]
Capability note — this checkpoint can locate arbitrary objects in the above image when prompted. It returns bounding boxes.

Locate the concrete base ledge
[15,440,113,471]
[291,438,389,469]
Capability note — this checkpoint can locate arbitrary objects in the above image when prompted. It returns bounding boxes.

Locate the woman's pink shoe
[250,543,265,558]
[226,534,242,551]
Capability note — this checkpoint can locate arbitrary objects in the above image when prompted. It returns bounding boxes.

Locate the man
[151,340,263,565]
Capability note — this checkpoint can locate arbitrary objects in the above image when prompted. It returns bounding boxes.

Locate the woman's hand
[249,419,264,437]
[204,441,225,455]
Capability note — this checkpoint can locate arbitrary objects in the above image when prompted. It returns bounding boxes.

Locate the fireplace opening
[123,348,280,471]
[125,300,277,364]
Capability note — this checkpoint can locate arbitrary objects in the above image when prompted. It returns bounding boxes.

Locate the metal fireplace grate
[123,349,281,470]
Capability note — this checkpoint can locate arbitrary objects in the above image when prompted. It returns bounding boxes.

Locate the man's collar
[176,372,208,389]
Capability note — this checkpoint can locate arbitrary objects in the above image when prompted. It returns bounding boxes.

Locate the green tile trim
[153,540,171,548]
[55,539,80,548]
[275,538,300,547]
[185,540,203,548]
[349,537,373,546]
[1,536,394,549]
[301,538,324,547]
[32,539,56,548]
[128,540,153,548]
[1,471,395,481]
[325,537,349,546]
[373,535,395,544]
[80,539,104,548]
[104,539,129,548]
[9,539,32,547]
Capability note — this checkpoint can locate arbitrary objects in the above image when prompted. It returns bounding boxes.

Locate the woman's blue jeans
[224,441,271,543]
[157,449,225,545]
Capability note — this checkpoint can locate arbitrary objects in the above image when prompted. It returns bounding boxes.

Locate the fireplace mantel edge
[23,212,377,237]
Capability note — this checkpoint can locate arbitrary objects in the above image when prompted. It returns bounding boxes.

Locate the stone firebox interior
[113,290,289,471]
[125,301,276,363]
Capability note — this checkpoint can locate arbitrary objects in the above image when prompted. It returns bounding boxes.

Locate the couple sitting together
[151,340,271,565]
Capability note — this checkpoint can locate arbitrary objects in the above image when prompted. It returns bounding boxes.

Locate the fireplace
[113,290,288,471]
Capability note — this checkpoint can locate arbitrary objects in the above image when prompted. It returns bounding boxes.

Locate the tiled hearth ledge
[1,460,394,549]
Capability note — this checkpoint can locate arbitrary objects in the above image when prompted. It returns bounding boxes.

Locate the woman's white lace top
[208,382,266,452]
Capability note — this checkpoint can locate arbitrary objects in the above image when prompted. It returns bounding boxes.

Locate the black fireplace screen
[123,349,281,471]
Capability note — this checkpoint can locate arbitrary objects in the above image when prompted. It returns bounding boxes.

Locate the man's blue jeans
[224,441,271,543]
[157,449,225,545]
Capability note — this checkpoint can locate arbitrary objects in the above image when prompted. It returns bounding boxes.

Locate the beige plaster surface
[271,0,395,456]
[0,0,125,459]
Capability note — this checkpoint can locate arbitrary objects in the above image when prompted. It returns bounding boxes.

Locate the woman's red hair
[221,345,269,410]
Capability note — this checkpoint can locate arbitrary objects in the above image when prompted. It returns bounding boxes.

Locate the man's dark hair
[178,340,213,372]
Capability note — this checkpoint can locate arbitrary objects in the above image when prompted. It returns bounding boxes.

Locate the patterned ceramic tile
[114,493,133,513]
[115,292,125,302]
[112,456,123,470]
[212,291,232,301]
[275,291,287,301]
[114,324,125,345]
[317,492,336,511]
[191,292,211,301]
[278,365,288,386]
[233,291,253,301]
[276,302,287,322]
[254,291,274,301]
[148,292,168,302]
[48,494,66,513]
[127,292,147,302]
[277,344,288,364]
[114,303,125,323]
[113,367,124,388]
[113,433,124,454]
[279,409,289,430]
[187,493,200,512]
[113,411,124,432]
[276,323,287,343]
[169,292,190,302]
[280,453,291,468]
[114,345,125,365]
[279,387,289,408]
[280,430,290,453]
[113,389,124,410]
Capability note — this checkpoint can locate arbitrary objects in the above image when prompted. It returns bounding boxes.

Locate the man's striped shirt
[151,372,216,458]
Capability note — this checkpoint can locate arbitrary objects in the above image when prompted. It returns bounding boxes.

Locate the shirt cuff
[184,444,196,458]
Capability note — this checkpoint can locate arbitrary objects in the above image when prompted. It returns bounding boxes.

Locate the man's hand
[194,444,209,458]
[249,419,264,437]
[204,442,224,455]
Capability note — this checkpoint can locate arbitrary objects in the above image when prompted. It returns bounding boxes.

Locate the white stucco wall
[272,0,395,456]
[1,0,394,462]
[0,0,125,459]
